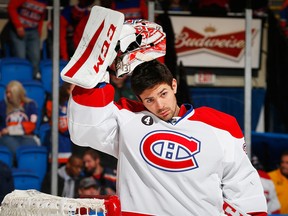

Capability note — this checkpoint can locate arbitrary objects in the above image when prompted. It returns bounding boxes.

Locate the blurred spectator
[47,0,70,7]
[268,150,288,214]
[110,73,137,102]
[0,81,39,158]
[280,0,288,33]
[188,0,200,14]
[172,0,189,11]
[251,155,281,214]
[0,21,11,58]
[82,148,117,195]
[0,160,14,203]
[251,0,268,17]
[59,0,95,61]
[77,177,103,215]
[77,177,101,197]
[7,0,48,79]
[194,0,229,16]
[155,1,178,77]
[72,13,89,53]
[44,82,86,163]
[282,0,288,12]
[72,0,107,49]
[111,0,148,20]
[229,0,268,15]
[41,154,83,198]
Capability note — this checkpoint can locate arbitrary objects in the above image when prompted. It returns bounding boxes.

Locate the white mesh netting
[0,190,107,216]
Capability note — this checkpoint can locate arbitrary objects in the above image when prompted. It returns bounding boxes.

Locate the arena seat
[0,145,13,168]
[39,59,68,94]
[0,82,5,101]
[16,145,48,182]
[12,169,41,190]
[22,80,47,133]
[252,131,288,172]
[0,57,34,85]
[190,87,265,131]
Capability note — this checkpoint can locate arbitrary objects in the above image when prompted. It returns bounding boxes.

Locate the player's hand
[16,27,25,38]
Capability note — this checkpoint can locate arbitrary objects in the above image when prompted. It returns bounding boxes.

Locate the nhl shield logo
[140,130,201,172]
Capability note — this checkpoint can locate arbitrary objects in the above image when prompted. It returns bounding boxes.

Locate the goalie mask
[115,19,166,77]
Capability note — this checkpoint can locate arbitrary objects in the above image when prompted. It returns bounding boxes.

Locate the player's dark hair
[131,60,173,96]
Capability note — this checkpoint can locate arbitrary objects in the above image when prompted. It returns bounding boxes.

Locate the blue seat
[22,81,47,132]
[252,131,288,171]
[16,145,48,182]
[3,43,12,57]
[0,146,13,168]
[0,57,34,85]
[37,123,51,150]
[0,82,6,101]
[39,59,68,94]
[12,169,41,190]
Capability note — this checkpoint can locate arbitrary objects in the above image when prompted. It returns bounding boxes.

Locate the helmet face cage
[115,19,166,77]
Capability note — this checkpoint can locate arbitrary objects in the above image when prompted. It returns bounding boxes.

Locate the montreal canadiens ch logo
[140,130,201,172]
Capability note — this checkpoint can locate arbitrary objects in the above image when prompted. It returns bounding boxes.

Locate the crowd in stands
[268,151,288,214]
[0,0,288,215]
[6,0,48,79]
[251,155,281,214]
[41,149,117,198]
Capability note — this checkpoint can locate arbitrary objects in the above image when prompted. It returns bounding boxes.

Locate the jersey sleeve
[193,107,267,215]
[68,84,119,158]
[220,126,267,214]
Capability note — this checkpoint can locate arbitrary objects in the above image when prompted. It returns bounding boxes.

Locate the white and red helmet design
[115,19,166,77]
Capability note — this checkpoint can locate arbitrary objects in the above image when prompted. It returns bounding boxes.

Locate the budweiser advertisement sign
[170,16,262,69]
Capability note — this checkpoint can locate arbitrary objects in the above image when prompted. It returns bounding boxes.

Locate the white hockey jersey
[68,84,267,216]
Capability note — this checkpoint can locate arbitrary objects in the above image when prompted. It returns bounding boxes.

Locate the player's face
[139,79,180,121]
[280,155,288,178]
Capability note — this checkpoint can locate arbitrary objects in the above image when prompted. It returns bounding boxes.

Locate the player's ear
[172,78,177,94]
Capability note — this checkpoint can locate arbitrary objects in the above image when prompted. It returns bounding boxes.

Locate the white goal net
[0,190,121,216]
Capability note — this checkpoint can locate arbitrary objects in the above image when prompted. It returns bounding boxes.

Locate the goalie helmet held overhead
[115,19,166,77]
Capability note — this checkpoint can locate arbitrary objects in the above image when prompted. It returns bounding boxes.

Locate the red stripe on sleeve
[72,84,114,107]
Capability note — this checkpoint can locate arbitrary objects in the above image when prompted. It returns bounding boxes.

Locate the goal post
[1,190,249,216]
[79,194,121,216]
[0,190,121,216]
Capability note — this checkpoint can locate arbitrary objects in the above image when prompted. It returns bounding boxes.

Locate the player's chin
[158,114,172,121]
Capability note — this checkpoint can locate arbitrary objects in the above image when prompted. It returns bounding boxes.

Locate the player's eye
[145,98,153,104]
[161,91,168,97]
